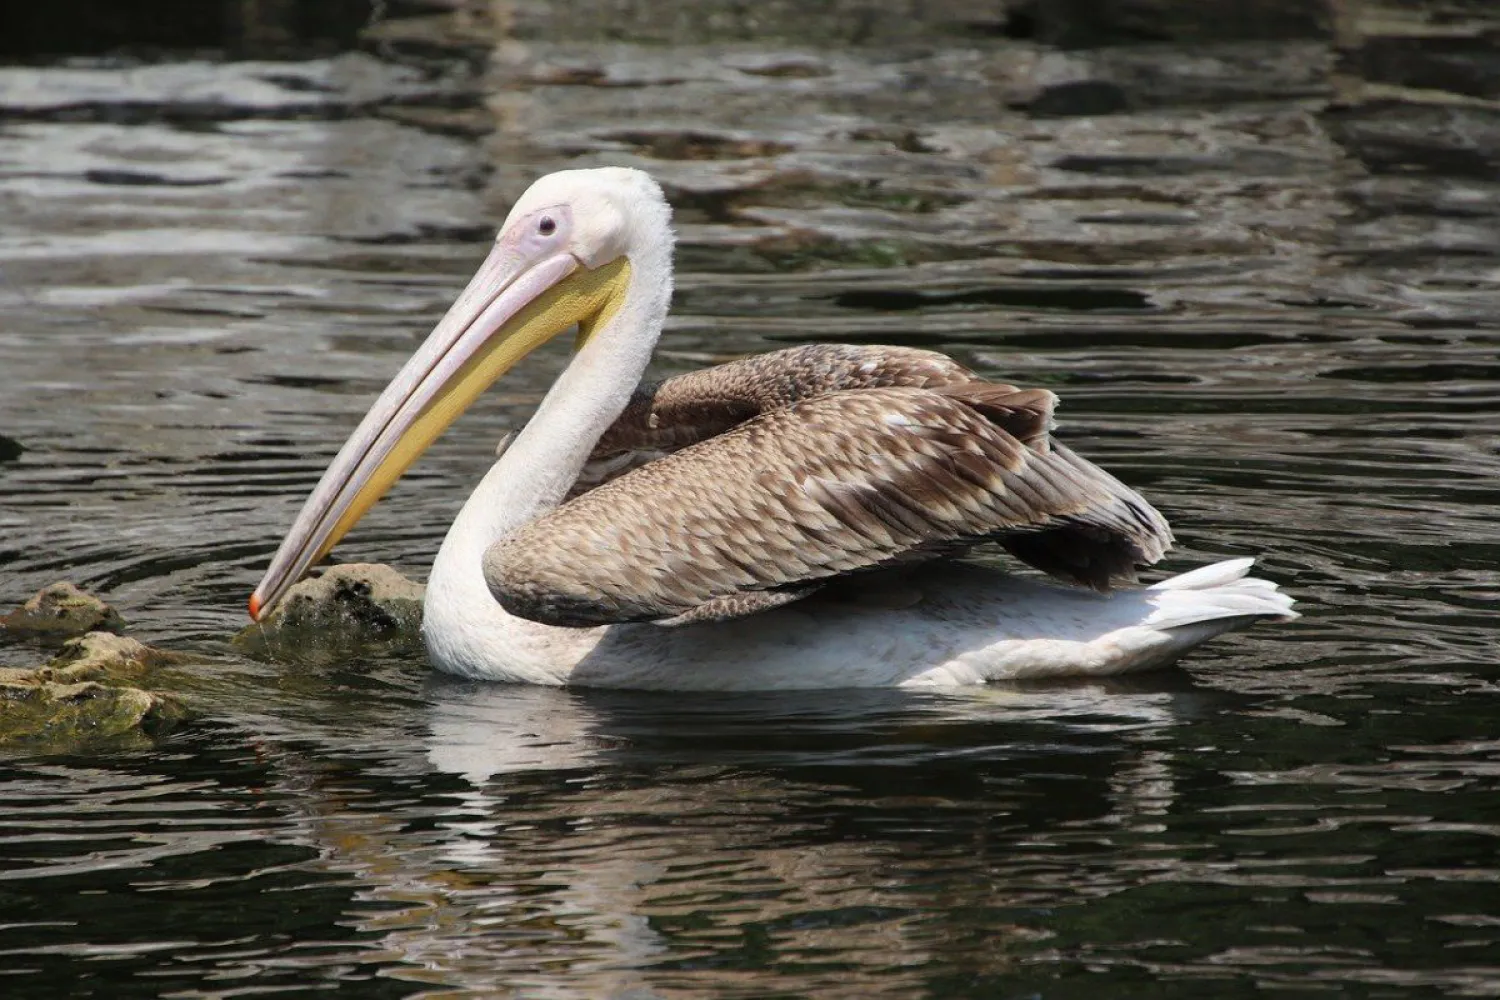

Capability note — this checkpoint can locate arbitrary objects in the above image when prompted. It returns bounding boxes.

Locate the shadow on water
[3,0,1500,996]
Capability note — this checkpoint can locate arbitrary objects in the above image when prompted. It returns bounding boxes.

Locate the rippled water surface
[3,1,1500,996]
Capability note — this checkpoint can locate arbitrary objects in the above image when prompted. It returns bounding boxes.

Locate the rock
[262,563,425,631]
[40,631,184,682]
[0,633,188,747]
[1,582,126,638]
[238,564,425,659]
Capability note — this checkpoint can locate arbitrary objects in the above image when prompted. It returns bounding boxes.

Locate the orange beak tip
[248,593,263,620]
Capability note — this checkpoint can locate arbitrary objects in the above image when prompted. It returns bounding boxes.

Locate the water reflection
[293,682,1197,997]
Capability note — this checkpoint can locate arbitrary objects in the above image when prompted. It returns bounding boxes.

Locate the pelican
[249,167,1293,690]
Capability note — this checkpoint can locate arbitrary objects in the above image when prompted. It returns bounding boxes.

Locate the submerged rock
[261,563,425,631]
[238,564,426,660]
[1,581,126,638]
[0,633,189,747]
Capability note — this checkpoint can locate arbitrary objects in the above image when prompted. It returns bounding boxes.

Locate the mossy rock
[0,633,190,749]
[237,563,425,662]
[1,582,125,639]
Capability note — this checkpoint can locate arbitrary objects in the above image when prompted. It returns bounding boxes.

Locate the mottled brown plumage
[486,345,1172,628]
[570,344,982,496]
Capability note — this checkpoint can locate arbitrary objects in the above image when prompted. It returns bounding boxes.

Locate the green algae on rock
[1,581,126,638]
[238,564,426,661]
[0,632,189,748]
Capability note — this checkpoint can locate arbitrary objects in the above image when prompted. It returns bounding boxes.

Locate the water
[2,0,1499,995]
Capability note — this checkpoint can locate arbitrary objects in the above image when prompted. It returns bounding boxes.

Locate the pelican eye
[538,216,557,236]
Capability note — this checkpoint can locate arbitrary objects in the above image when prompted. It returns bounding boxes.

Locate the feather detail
[570,344,977,496]
[485,375,1172,627]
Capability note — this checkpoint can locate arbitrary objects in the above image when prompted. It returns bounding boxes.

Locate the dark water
[3,0,1500,995]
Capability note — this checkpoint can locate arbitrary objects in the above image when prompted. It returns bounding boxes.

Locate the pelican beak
[249,241,632,621]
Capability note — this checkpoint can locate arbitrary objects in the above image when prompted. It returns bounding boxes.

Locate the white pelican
[249,167,1294,689]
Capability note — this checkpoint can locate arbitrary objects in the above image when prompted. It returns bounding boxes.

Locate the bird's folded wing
[570,343,981,496]
[486,385,1172,627]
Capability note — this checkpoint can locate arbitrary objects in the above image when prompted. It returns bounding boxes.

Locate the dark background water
[2,0,1499,996]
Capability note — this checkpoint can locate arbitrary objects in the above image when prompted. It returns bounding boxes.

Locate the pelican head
[249,167,673,620]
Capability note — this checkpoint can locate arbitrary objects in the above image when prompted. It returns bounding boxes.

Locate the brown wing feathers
[935,384,1055,452]
[486,356,1173,627]
[570,344,978,496]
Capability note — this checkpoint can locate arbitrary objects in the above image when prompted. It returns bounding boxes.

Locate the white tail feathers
[1143,558,1297,631]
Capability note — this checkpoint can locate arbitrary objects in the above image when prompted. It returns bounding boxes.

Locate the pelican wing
[571,344,981,495]
[486,385,1173,627]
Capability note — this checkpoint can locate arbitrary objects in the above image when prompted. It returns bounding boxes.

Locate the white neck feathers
[426,209,674,650]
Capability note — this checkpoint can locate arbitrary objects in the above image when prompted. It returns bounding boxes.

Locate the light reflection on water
[5,678,1499,997]
[2,0,1499,996]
